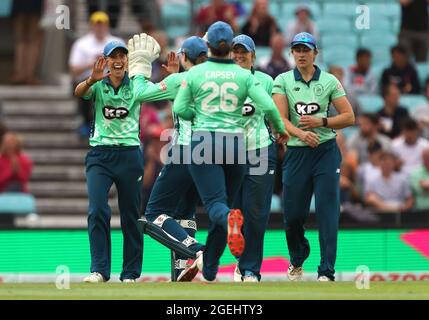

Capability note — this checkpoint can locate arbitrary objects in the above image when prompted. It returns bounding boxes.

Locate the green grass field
[1,282,429,300]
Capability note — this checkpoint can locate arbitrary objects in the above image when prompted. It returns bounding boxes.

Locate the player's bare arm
[74,56,109,97]
[273,93,319,148]
[298,96,355,130]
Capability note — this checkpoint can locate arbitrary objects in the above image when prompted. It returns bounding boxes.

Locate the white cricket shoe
[83,272,105,283]
[242,271,258,282]
[122,279,137,283]
[317,276,333,282]
[287,265,303,281]
[233,264,241,282]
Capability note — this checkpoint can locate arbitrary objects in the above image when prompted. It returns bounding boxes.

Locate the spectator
[348,113,392,163]
[381,45,420,94]
[69,12,123,138]
[336,132,359,204]
[284,4,319,45]
[411,78,429,139]
[87,0,121,29]
[365,152,414,213]
[377,83,410,139]
[392,118,429,176]
[357,141,383,198]
[0,132,32,193]
[241,0,281,46]
[328,65,362,117]
[10,0,44,85]
[398,0,429,63]
[0,121,7,143]
[345,48,378,95]
[409,148,429,210]
[257,33,292,79]
[195,0,239,34]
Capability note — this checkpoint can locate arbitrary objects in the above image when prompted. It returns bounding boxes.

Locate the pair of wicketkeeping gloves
[127,33,161,79]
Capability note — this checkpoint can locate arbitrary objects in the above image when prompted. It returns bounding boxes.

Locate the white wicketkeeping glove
[128,33,161,78]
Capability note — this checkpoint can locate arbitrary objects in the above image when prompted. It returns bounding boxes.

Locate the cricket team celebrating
[75,20,355,284]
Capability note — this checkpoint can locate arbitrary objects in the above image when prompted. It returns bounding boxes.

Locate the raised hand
[89,56,110,83]
[161,51,180,74]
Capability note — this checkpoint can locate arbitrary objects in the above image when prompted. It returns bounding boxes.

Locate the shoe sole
[177,256,202,282]
[227,209,245,257]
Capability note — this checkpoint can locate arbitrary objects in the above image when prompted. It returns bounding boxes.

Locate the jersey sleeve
[247,74,285,133]
[136,73,182,103]
[172,76,196,121]
[330,76,347,100]
[82,81,99,100]
[272,74,286,95]
[265,75,274,95]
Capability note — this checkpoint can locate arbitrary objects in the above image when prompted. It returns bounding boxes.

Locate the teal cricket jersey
[243,69,274,151]
[83,74,151,147]
[138,72,192,146]
[272,66,346,147]
[173,58,286,135]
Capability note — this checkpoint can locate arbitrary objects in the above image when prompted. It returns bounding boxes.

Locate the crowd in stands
[65,0,429,216]
[3,0,429,218]
[0,126,33,194]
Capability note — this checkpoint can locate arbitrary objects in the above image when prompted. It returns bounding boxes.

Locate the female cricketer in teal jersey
[272,32,355,281]
[136,36,209,282]
[173,21,289,281]
[230,34,278,282]
[74,35,160,283]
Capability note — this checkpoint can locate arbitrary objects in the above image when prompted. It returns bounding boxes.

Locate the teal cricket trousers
[85,146,144,281]
[282,138,342,280]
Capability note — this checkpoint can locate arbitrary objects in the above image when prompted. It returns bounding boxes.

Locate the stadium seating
[400,94,428,112]
[368,3,401,19]
[0,193,36,215]
[416,62,429,87]
[341,125,359,140]
[321,34,359,49]
[360,34,397,50]
[317,17,352,34]
[322,2,357,18]
[282,2,321,18]
[322,45,355,68]
[0,0,11,17]
[357,94,383,113]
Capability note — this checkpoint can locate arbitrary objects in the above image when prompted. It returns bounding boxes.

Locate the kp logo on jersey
[294,102,321,115]
[103,106,129,119]
[242,103,255,116]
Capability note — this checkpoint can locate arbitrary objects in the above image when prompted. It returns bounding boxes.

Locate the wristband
[322,117,328,127]
[86,78,94,87]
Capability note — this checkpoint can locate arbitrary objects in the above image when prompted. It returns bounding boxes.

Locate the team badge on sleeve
[181,80,187,88]
[159,81,167,91]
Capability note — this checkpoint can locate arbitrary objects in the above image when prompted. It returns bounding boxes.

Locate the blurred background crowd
[0,0,429,228]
